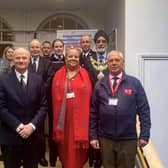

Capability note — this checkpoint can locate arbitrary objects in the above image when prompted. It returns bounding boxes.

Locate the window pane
[2,31,14,41]
[51,17,63,30]
[64,18,76,29]
[38,14,86,31]
[2,22,8,29]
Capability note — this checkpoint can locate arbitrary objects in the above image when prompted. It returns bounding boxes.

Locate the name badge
[108,98,118,106]
[66,92,75,99]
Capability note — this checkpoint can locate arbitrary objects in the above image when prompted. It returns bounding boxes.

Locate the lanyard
[66,75,73,91]
[66,66,81,91]
[109,75,122,97]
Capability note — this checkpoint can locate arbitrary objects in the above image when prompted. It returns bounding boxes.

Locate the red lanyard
[109,75,122,97]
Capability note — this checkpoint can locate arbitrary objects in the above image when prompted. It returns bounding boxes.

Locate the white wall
[104,0,125,54]
[125,0,168,166]
[125,0,168,76]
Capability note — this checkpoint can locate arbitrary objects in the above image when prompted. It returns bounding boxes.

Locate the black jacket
[0,70,47,145]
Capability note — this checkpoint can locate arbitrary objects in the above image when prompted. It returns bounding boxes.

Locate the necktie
[32,58,36,72]
[83,53,86,58]
[99,55,104,63]
[113,76,119,90]
[20,74,26,89]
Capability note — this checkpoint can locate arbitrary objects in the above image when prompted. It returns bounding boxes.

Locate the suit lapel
[37,57,43,74]
[28,59,34,72]
[26,72,34,100]
[92,52,97,60]
[10,70,26,104]
[29,56,42,73]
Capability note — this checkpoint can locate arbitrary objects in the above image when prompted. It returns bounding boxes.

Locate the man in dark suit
[28,39,52,90]
[0,48,48,168]
[79,34,96,86]
[80,34,95,68]
[81,31,109,168]
[28,39,52,167]
[88,30,109,86]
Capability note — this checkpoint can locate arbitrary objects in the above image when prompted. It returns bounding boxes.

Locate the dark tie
[113,76,119,89]
[32,58,36,72]
[83,53,86,58]
[99,55,104,63]
[20,74,26,89]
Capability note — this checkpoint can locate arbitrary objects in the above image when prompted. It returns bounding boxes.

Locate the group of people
[0,30,151,168]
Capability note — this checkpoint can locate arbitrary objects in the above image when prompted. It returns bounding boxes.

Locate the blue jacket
[89,71,151,141]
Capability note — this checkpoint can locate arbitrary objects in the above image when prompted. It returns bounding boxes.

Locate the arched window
[37,13,88,31]
[0,17,14,41]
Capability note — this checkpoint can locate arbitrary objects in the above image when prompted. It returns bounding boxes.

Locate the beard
[96,46,107,54]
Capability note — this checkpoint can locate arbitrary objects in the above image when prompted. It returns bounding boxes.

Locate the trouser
[48,105,58,166]
[99,137,137,168]
[1,143,38,168]
[89,146,102,168]
[38,139,46,160]
[49,138,58,166]
[38,123,46,161]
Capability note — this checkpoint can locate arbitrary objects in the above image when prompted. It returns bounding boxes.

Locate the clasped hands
[16,124,34,139]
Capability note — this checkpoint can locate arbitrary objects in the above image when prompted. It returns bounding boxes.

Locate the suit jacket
[29,56,53,91]
[0,69,48,145]
[80,51,108,87]
[80,49,96,69]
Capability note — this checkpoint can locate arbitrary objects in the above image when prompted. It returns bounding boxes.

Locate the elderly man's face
[29,40,41,58]
[80,35,92,53]
[107,51,124,76]
[13,48,30,73]
[95,36,108,54]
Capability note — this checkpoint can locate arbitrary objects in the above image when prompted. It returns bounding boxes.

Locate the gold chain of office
[89,56,107,71]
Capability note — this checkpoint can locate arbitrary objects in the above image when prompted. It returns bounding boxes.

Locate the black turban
[94,30,109,43]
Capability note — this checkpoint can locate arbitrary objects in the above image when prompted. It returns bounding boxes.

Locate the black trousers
[89,146,102,168]
[38,140,46,160]
[37,122,46,161]
[1,143,38,168]
[48,104,58,166]
[49,137,58,166]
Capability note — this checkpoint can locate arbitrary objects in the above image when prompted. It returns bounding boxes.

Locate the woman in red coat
[52,47,92,168]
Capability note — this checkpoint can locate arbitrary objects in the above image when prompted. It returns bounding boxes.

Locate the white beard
[96,46,107,54]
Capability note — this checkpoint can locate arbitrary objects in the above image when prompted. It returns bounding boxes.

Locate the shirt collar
[110,71,122,80]
[54,54,64,59]
[83,50,90,57]
[97,51,107,58]
[15,69,28,84]
[31,56,39,63]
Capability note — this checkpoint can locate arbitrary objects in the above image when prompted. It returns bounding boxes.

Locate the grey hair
[107,50,124,60]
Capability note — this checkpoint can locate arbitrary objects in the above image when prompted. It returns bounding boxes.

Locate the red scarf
[52,65,92,144]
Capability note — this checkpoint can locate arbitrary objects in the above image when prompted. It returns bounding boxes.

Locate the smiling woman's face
[65,48,80,70]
